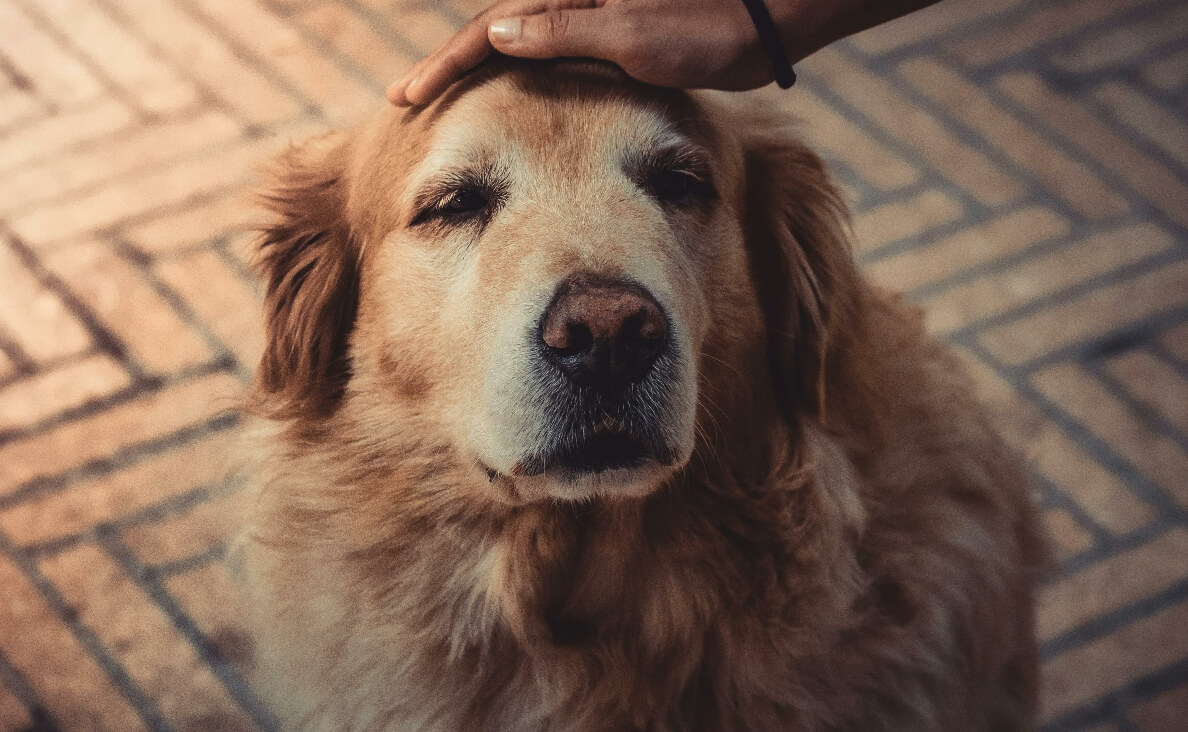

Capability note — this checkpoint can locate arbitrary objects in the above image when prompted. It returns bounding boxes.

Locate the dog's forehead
[413,65,708,173]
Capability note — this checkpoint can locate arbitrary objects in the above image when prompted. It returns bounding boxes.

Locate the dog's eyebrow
[623,140,714,183]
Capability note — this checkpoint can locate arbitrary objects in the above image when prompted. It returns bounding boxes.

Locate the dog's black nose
[540,273,667,392]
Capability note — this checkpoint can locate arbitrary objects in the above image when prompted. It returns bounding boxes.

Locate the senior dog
[239,60,1044,731]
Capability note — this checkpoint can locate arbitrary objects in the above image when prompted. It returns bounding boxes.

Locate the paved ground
[0,0,1185,729]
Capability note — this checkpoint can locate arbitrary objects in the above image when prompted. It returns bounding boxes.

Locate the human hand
[387,0,792,107]
[387,0,944,107]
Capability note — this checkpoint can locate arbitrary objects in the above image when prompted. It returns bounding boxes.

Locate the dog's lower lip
[551,431,650,474]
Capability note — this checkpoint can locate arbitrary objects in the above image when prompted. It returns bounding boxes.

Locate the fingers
[389,0,558,106]
[388,1,613,107]
[388,19,492,106]
[487,8,617,60]
[386,57,428,106]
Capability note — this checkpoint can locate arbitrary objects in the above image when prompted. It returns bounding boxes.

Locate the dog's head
[254,61,858,503]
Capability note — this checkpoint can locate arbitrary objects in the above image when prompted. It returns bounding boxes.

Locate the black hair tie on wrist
[740,0,797,89]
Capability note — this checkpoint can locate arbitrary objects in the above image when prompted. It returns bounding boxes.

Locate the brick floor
[0,0,1184,730]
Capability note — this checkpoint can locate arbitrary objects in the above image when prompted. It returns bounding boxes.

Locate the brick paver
[0,0,1184,730]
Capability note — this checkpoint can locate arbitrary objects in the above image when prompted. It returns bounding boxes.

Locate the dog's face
[256,62,854,503]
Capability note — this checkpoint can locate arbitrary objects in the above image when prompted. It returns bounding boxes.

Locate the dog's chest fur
[244,431,893,731]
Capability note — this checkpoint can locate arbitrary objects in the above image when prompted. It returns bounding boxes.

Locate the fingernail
[401,75,422,103]
[489,17,522,43]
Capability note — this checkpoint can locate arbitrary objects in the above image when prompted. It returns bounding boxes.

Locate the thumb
[488,9,616,60]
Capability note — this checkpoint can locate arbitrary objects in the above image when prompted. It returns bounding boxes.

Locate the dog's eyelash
[410,174,506,228]
[628,147,717,207]
[412,187,488,225]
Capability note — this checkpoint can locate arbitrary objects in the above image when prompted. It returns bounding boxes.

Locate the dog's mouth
[484,325,690,492]
[514,419,675,478]
[541,430,650,474]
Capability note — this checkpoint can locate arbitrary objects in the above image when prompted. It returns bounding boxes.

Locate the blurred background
[0,0,1185,729]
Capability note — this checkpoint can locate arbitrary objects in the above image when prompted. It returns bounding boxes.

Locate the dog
[238,59,1044,731]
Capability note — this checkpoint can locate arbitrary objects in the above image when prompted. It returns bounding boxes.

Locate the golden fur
[239,60,1044,731]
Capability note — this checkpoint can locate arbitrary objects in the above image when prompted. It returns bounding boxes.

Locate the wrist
[769,0,870,63]
[739,0,799,88]
[774,0,946,61]
[766,0,826,63]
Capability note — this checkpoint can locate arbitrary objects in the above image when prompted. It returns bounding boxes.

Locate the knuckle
[544,11,572,41]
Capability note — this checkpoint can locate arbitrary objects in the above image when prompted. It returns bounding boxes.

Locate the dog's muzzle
[522,272,678,476]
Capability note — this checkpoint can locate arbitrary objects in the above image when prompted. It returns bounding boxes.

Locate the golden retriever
[238,59,1044,731]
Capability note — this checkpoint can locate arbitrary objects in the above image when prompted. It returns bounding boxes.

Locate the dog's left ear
[742,127,862,426]
[254,133,360,421]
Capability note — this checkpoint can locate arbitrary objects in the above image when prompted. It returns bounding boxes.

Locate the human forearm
[772,0,945,61]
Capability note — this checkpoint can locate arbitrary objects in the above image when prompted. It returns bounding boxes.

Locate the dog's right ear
[740,120,863,428]
[254,133,359,421]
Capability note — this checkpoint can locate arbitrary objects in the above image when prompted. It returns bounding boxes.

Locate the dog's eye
[411,184,496,227]
[649,169,710,206]
[440,187,489,217]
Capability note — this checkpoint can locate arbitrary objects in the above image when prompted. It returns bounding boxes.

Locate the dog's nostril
[539,273,668,392]
[622,311,665,345]
[544,319,593,357]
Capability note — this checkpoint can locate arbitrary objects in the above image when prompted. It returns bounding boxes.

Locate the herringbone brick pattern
[0,0,1184,729]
